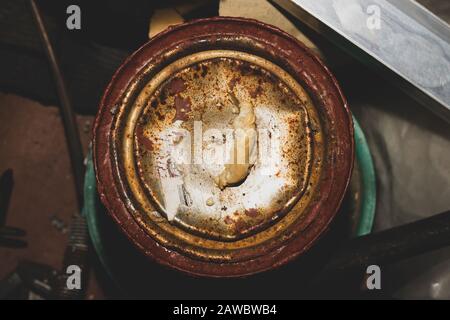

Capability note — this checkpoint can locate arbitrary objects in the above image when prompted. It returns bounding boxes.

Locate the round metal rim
[122,50,321,245]
[93,17,354,277]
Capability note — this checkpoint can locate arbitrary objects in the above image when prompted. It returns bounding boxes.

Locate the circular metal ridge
[93,17,354,277]
[119,50,321,257]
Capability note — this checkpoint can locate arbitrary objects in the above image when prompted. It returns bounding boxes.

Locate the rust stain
[250,84,263,98]
[167,77,187,96]
[238,62,253,76]
[244,208,258,218]
[173,95,191,122]
[228,76,240,90]
[234,219,248,235]
[159,89,168,105]
[136,125,153,151]
[200,65,208,78]
[224,216,233,225]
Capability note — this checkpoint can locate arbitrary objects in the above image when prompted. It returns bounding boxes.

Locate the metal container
[93,17,354,277]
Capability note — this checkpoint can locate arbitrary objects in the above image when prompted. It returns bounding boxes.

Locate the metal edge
[272,0,450,123]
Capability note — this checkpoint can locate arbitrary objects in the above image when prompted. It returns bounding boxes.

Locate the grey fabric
[346,68,450,299]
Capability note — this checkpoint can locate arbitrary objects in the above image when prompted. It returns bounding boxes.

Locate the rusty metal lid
[93,17,354,277]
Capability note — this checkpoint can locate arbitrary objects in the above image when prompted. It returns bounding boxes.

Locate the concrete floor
[0,93,103,299]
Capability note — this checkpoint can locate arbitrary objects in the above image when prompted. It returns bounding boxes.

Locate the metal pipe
[30,0,89,299]
[30,0,85,207]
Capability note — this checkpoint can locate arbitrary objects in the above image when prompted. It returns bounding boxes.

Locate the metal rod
[30,0,85,207]
[0,169,13,226]
[30,0,89,299]
[330,209,450,271]
[314,209,450,295]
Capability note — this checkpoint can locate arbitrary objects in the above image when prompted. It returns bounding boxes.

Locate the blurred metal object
[273,0,450,122]
[29,0,84,204]
[0,227,27,248]
[324,209,450,274]
[312,208,450,297]
[0,169,27,248]
[0,169,13,226]
[0,261,59,300]
[30,0,89,299]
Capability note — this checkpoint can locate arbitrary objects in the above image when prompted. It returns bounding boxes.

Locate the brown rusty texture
[131,53,315,242]
[93,17,354,277]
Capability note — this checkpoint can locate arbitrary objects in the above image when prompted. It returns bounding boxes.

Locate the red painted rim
[93,17,354,277]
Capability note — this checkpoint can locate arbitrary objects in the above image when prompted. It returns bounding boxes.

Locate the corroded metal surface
[93,17,354,277]
[124,50,318,242]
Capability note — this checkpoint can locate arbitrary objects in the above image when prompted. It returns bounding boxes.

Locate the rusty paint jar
[93,17,354,277]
